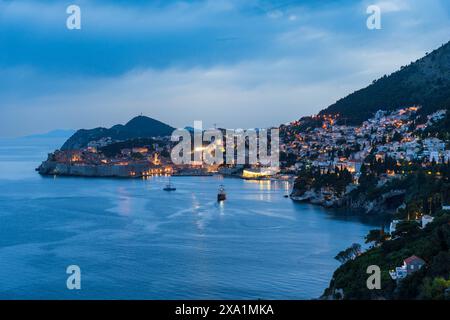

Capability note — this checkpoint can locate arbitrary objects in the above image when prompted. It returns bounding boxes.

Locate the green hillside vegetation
[320,41,450,124]
[353,158,450,217]
[323,157,450,299]
[293,167,353,196]
[420,111,450,142]
[61,116,174,150]
[99,138,156,157]
[323,212,450,300]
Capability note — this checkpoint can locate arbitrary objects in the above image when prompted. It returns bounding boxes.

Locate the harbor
[0,137,380,299]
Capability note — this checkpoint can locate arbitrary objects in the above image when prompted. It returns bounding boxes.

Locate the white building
[389,266,408,280]
[390,256,426,281]
[389,219,401,234]
[421,215,434,228]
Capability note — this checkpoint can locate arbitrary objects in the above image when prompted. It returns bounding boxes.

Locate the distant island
[24,129,76,139]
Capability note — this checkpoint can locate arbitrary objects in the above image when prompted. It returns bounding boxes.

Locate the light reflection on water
[0,138,384,300]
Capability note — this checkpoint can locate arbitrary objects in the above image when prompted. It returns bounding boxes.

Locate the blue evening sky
[1,0,449,136]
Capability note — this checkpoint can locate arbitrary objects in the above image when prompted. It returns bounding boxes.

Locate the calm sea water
[0,137,381,299]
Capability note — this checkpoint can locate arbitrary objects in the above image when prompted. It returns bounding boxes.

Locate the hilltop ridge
[61,116,174,150]
[320,41,450,124]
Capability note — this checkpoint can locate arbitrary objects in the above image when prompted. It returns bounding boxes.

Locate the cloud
[267,10,284,19]
[0,41,430,137]
[374,0,411,13]
[1,0,450,136]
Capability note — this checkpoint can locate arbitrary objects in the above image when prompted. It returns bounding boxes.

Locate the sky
[1,0,450,137]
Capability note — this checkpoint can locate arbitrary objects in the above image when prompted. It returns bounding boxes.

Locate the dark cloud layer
[0,0,449,136]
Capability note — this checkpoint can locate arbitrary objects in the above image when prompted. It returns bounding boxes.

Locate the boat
[217,185,226,202]
[163,179,176,191]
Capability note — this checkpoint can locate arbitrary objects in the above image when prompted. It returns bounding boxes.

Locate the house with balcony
[389,255,426,281]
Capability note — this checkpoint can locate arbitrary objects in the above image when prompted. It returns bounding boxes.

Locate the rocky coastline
[36,160,220,178]
[290,187,406,215]
[36,160,149,178]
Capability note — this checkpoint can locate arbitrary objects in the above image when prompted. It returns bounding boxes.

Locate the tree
[420,277,450,300]
[131,152,144,160]
[350,243,362,257]
[334,243,362,264]
[365,229,388,245]
[334,251,348,264]
[393,221,420,237]
[392,131,402,142]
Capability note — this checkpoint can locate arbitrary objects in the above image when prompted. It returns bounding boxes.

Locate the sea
[0,136,383,299]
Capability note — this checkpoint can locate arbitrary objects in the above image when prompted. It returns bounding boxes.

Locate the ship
[217,185,226,202]
[163,179,176,191]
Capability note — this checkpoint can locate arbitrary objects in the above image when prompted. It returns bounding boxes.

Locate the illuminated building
[132,147,149,154]
[242,168,279,179]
